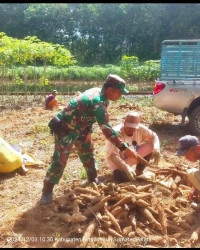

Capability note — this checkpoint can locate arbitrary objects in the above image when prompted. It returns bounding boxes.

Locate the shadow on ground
[12,201,72,248]
[149,121,190,136]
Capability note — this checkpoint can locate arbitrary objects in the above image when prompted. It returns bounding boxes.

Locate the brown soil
[0,94,200,248]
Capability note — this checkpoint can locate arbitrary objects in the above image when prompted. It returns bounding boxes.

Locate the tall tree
[24,4,75,44]
[1,3,200,64]
[0,3,30,38]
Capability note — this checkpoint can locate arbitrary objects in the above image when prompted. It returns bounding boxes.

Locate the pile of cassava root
[51,166,199,248]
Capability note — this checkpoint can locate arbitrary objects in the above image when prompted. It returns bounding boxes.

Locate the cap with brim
[176,135,199,156]
[124,111,140,129]
[176,149,187,156]
[119,84,129,94]
[105,74,129,94]
[114,81,129,94]
[125,122,139,129]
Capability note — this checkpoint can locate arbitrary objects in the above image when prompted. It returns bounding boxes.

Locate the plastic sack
[11,144,45,166]
[23,153,45,166]
[0,138,23,173]
[136,171,155,181]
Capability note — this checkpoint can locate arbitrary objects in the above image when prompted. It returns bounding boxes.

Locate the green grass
[0,60,159,93]
[79,167,87,180]
[31,123,50,134]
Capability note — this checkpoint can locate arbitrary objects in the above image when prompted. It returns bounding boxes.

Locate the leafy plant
[39,76,49,86]
[13,76,24,85]
[80,166,87,180]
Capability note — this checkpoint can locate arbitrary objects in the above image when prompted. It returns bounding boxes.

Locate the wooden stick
[135,151,153,167]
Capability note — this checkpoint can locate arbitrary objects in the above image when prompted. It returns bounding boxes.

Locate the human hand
[125,166,136,181]
[151,149,161,165]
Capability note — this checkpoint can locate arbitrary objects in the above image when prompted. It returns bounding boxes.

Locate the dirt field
[0,94,200,248]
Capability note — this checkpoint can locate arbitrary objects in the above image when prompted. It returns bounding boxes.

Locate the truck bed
[160,40,200,81]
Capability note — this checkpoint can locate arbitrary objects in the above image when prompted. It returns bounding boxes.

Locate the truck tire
[189,106,200,135]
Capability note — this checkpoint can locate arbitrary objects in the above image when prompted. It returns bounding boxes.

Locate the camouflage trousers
[45,129,98,184]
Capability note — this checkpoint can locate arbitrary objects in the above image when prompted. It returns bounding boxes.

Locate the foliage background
[0,33,159,92]
[0,3,200,65]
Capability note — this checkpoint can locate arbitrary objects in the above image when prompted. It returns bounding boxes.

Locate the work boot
[113,169,130,183]
[81,177,100,187]
[135,164,145,176]
[40,180,55,205]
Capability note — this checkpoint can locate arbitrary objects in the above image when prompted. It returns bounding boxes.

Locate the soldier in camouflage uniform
[40,74,139,205]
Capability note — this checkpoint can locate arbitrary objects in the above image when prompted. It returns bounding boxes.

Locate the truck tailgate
[160,40,200,81]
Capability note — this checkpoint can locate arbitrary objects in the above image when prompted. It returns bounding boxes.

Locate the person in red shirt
[45,90,59,110]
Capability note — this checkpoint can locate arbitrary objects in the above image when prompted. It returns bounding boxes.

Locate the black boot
[87,168,98,183]
[135,153,152,176]
[82,168,99,186]
[40,180,55,205]
[113,169,129,183]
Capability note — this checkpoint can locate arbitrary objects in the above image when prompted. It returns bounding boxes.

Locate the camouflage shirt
[56,87,128,151]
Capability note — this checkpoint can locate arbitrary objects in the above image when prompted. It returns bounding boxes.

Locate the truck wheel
[189,106,200,135]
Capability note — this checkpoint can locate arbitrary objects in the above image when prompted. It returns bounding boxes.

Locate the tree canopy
[1,3,200,64]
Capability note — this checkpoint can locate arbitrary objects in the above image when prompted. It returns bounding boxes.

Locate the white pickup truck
[152,39,200,135]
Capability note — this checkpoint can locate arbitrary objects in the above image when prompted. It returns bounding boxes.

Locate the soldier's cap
[124,112,140,129]
[105,74,129,94]
[176,135,200,156]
